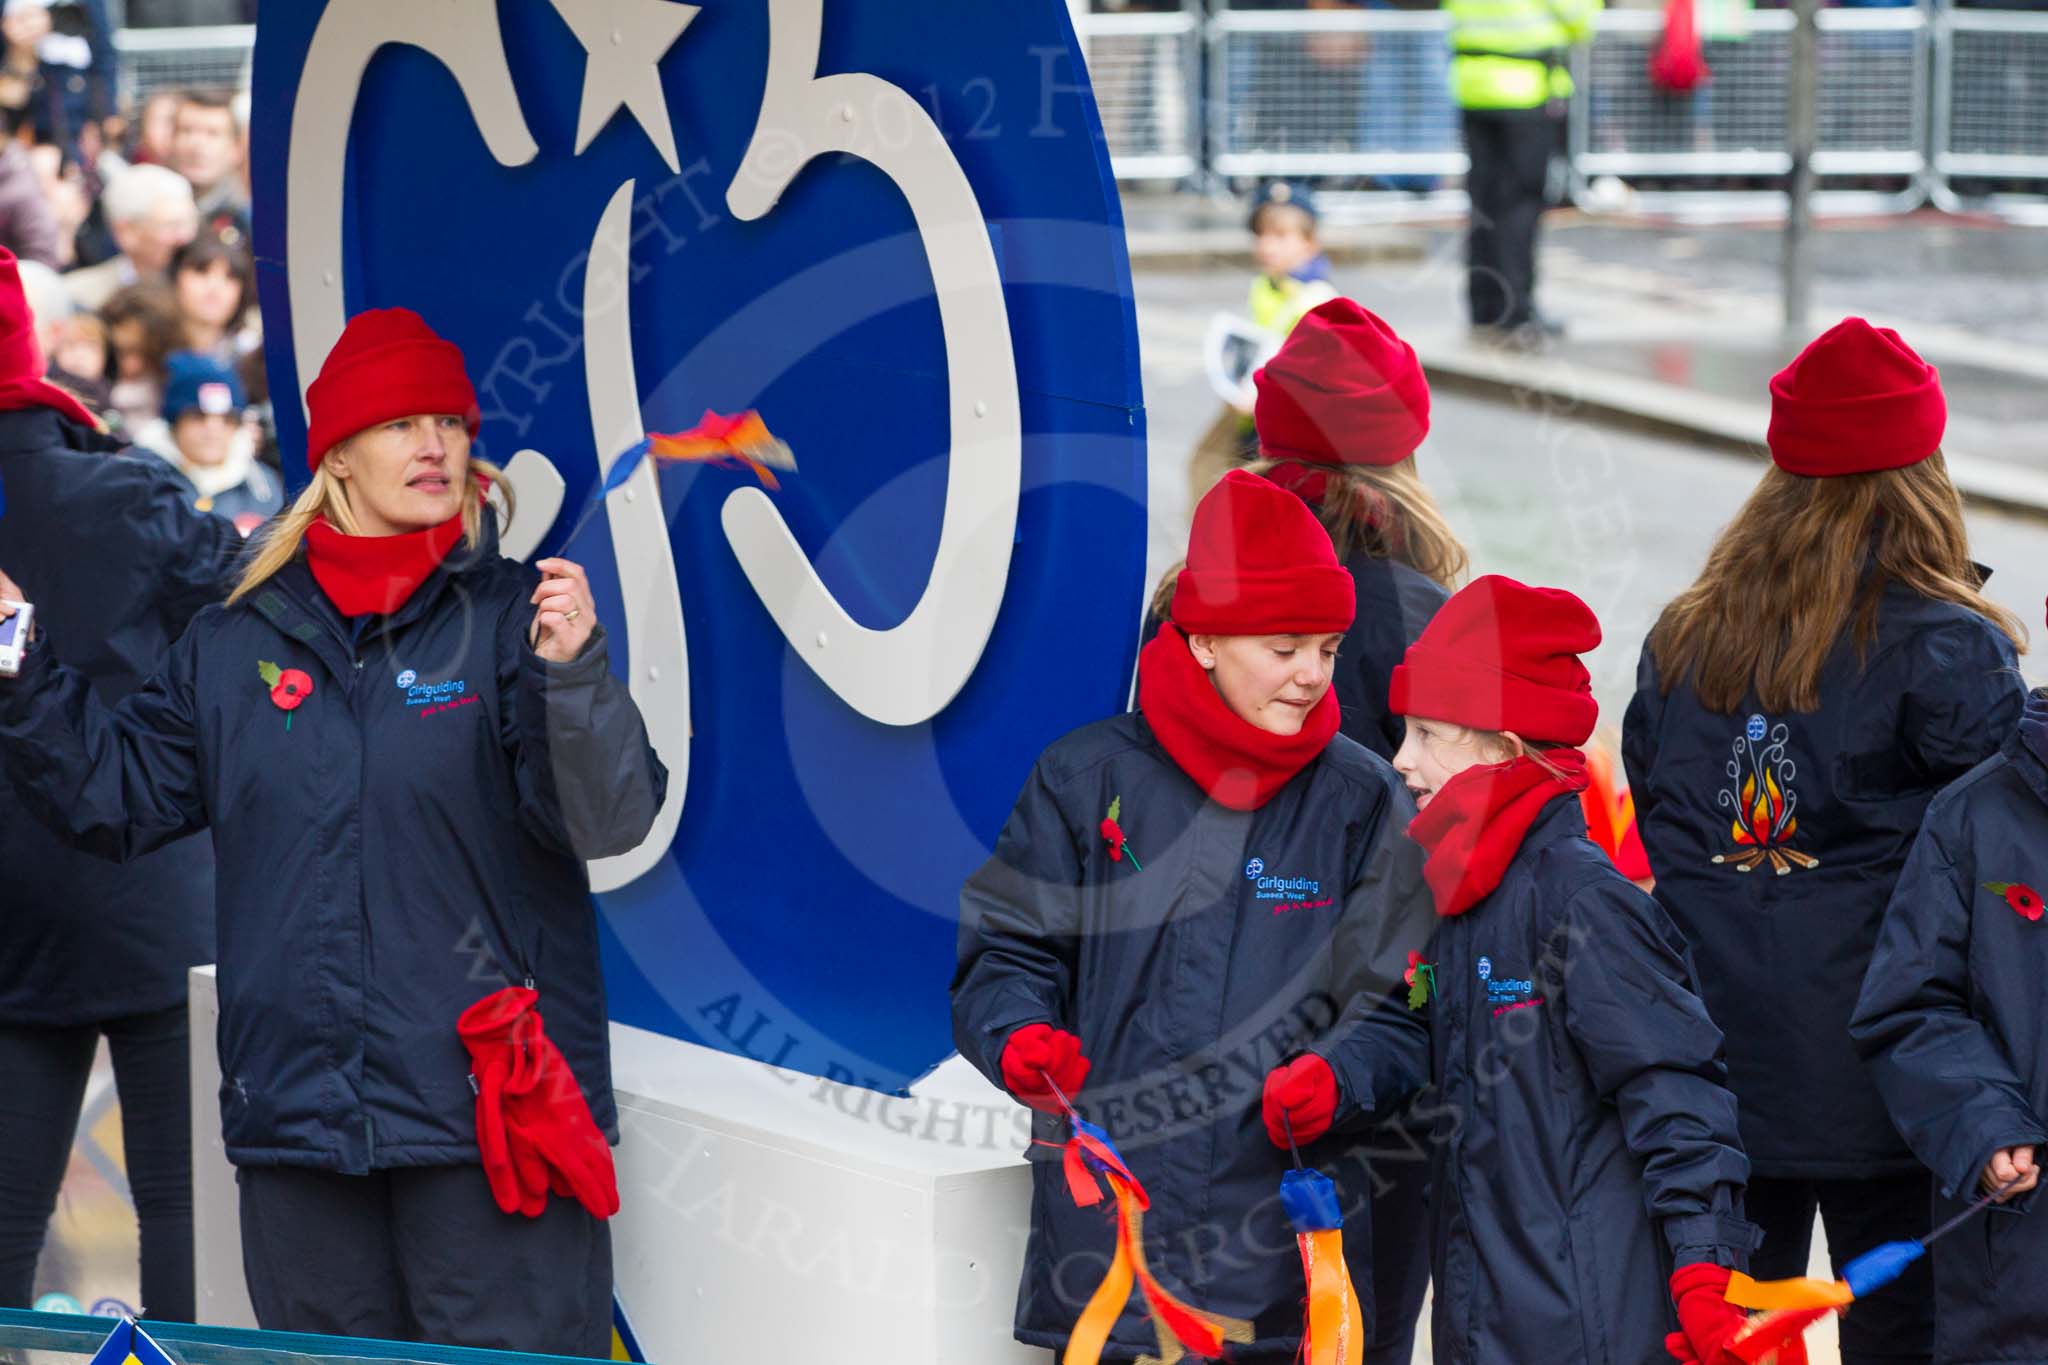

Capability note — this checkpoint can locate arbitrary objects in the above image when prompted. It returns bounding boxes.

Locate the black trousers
[237,1164,612,1358]
[1462,107,1559,329]
[0,1008,194,1321]
[1747,1172,1936,1365]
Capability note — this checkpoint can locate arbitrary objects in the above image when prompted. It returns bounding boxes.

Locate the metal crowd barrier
[1571,5,1929,213]
[110,22,254,107]
[1930,6,2048,212]
[109,9,2048,215]
[1081,8,1205,181]
[1205,6,1466,183]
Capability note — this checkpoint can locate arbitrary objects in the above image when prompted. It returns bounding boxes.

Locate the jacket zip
[348,623,372,1169]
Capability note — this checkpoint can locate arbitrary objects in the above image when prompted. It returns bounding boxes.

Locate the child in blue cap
[155,349,278,535]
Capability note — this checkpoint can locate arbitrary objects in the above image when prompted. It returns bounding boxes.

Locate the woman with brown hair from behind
[1622,318,2027,1365]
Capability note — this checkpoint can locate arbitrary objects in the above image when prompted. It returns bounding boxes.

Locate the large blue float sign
[252,0,1147,1092]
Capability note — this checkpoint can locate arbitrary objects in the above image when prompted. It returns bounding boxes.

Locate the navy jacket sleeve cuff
[1962,1129,2048,1207]
[522,622,611,678]
[1663,1213,1763,1269]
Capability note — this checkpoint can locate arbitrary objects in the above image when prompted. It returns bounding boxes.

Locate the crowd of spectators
[0,0,271,530]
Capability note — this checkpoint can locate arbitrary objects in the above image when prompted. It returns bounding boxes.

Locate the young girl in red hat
[1624,317,2026,1365]
[1239,294,1466,1363]
[1306,573,1761,1365]
[955,469,1434,1364]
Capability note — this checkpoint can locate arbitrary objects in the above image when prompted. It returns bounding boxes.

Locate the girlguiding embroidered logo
[1477,956,1492,980]
[396,669,418,689]
[1250,872,1322,901]
[1243,855,1324,906]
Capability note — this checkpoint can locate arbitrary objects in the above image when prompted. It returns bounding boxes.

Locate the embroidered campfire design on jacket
[1712,714,1820,875]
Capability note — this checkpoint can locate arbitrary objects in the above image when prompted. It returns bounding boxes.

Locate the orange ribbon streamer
[1059,1120,1253,1365]
[1724,1273,1856,1312]
[1720,1271,1853,1365]
[646,410,796,490]
[1298,1226,1364,1365]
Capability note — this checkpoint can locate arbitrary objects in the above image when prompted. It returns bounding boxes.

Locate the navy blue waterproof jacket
[0,405,240,1027]
[1395,796,1757,1365]
[1851,693,2048,1365]
[1332,552,1448,762]
[952,714,1434,1361]
[0,519,666,1171]
[1624,585,2024,1177]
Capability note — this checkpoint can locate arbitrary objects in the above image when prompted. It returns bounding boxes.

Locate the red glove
[1667,1263,1748,1365]
[458,987,549,1218]
[1000,1023,1090,1113]
[458,987,620,1220]
[1262,1054,1338,1147]
[502,1004,619,1219]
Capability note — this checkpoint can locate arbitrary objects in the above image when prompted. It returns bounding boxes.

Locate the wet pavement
[1130,262,2048,731]
[1124,198,2048,472]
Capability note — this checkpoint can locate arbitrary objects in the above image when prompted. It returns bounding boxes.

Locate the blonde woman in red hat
[1623,318,2026,1365]
[0,307,666,1355]
[1357,574,1760,1365]
[955,469,1434,1364]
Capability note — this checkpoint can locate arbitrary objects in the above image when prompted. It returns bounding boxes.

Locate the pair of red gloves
[1001,1025,1340,1150]
[457,987,619,1220]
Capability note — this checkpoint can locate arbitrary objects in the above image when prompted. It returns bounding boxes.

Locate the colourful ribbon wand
[1038,1071,1253,1365]
[557,410,796,548]
[1278,1111,1365,1365]
[1721,1175,2028,1362]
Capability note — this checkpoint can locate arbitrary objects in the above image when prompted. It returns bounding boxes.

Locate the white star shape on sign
[550,0,699,174]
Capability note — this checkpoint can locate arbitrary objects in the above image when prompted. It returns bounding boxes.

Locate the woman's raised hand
[529,558,597,664]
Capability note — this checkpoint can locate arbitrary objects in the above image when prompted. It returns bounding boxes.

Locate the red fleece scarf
[1137,623,1340,811]
[304,512,466,618]
[1407,750,1590,917]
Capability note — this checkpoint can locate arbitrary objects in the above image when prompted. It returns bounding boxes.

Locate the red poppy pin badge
[1984,881,2044,922]
[258,660,313,732]
[1100,795,1141,871]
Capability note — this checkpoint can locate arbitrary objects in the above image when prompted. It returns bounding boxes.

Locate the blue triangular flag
[84,1316,179,1365]
[82,1318,133,1365]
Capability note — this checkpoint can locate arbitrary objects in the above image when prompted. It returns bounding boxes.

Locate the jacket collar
[1521,789,1591,855]
[250,514,503,674]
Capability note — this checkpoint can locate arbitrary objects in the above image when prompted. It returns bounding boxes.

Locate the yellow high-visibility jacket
[1249,271,1339,339]
[1444,0,1602,110]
